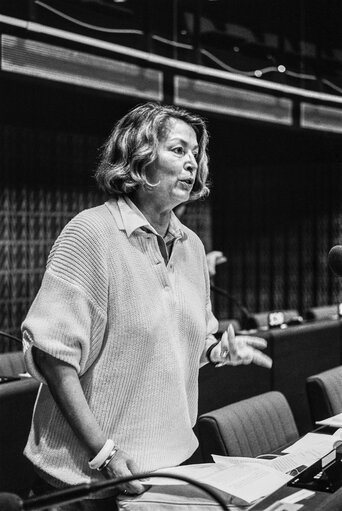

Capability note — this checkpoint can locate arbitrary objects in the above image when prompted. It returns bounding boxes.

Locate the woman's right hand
[106,448,146,496]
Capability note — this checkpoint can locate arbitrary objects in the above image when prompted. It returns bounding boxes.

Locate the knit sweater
[22,197,218,487]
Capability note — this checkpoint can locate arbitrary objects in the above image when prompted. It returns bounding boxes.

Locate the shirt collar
[106,196,186,240]
[167,212,185,241]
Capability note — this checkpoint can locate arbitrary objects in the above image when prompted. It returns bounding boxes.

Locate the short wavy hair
[95,102,210,201]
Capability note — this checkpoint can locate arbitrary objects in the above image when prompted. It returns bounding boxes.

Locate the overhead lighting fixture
[175,75,292,125]
[1,35,163,100]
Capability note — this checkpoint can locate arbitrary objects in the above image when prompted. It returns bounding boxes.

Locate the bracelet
[88,439,115,470]
[97,446,118,471]
[206,340,220,365]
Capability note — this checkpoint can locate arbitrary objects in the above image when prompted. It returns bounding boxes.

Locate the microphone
[0,493,23,511]
[328,245,342,277]
[0,472,228,511]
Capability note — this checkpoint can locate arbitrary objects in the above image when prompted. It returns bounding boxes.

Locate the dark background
[1,0,342,343]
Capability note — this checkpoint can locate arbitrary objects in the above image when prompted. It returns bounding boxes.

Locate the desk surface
[118,429,342,511]
[118,475,342,511]
[118,484,243,510]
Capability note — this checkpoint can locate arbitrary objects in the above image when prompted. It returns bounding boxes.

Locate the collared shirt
[119,196,184,264]
[22,197,218,486]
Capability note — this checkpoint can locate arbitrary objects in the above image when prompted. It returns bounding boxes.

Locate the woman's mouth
[178,178,194,189]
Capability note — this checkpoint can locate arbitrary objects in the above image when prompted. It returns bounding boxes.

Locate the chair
[304,305,339,321]
[197,391,299,462]
[306,366,342,426]
[0,371,40,496]
[0,350,27,376]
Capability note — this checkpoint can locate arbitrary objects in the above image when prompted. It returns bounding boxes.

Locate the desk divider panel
[266,319,342,435]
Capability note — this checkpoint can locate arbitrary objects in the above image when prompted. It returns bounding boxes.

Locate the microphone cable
[1,471,234,510]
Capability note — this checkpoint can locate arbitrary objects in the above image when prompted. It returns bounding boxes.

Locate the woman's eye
[173,147,185,155]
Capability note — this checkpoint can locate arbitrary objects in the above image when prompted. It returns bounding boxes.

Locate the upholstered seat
[306,366,342,426]
[0,374,40,496]
[198,391,299,462]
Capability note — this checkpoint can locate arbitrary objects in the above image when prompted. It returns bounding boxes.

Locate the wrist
[206,340,220,365]
[88,439,118,470]
[97,446,118,471]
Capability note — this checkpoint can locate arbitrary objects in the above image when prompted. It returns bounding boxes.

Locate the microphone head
[0,493,23,511]
[328,245,342,277]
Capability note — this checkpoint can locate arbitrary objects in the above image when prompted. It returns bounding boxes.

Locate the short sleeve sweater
[22,198,218,487]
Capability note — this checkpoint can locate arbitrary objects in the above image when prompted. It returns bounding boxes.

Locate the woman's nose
[185,153,198,172]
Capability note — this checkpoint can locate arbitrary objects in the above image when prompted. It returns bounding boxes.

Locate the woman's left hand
[210,324,273,368]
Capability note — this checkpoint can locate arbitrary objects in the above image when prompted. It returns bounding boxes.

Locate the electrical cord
[0,330,22,345]
[1,471,235,510]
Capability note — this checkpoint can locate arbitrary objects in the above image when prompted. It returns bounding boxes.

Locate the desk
[118,484,242,510]
[117,429,342,511]
[270,319,342,435]
[118,470,342,511]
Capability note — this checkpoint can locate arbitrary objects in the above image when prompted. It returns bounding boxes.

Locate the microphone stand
[0,331,23,345]
[1,472,229,511]
[210,285,256,330]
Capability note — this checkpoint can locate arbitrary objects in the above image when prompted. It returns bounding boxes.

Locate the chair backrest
[0,378,40,497]
[306,365,342,426]
[197,391,299,462]
[304,305,338,321]
[0,350,26,376]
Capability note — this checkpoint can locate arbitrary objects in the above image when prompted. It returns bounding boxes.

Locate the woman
[22,102,271,509]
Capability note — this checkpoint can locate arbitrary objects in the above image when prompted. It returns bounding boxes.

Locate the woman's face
[147,118,199,210]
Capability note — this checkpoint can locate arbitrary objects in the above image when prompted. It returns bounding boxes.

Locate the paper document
[143,462,292,504]
[213,451,320,474]
[282,431,342,456]
[316,413,342,428]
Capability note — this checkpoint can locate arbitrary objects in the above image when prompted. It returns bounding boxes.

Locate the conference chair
[0,351,40,497]
[197,391,299,462]
[0,349,26,377]
[306,366,342,426]
[304,305,339,321]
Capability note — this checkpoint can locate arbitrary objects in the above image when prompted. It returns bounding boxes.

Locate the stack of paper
[316,413,342,428]
[282,429,342,455]
[144,431,341,505]
[145,460,293,504]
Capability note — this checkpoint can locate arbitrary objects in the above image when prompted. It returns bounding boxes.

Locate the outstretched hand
[210,324,272,368]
